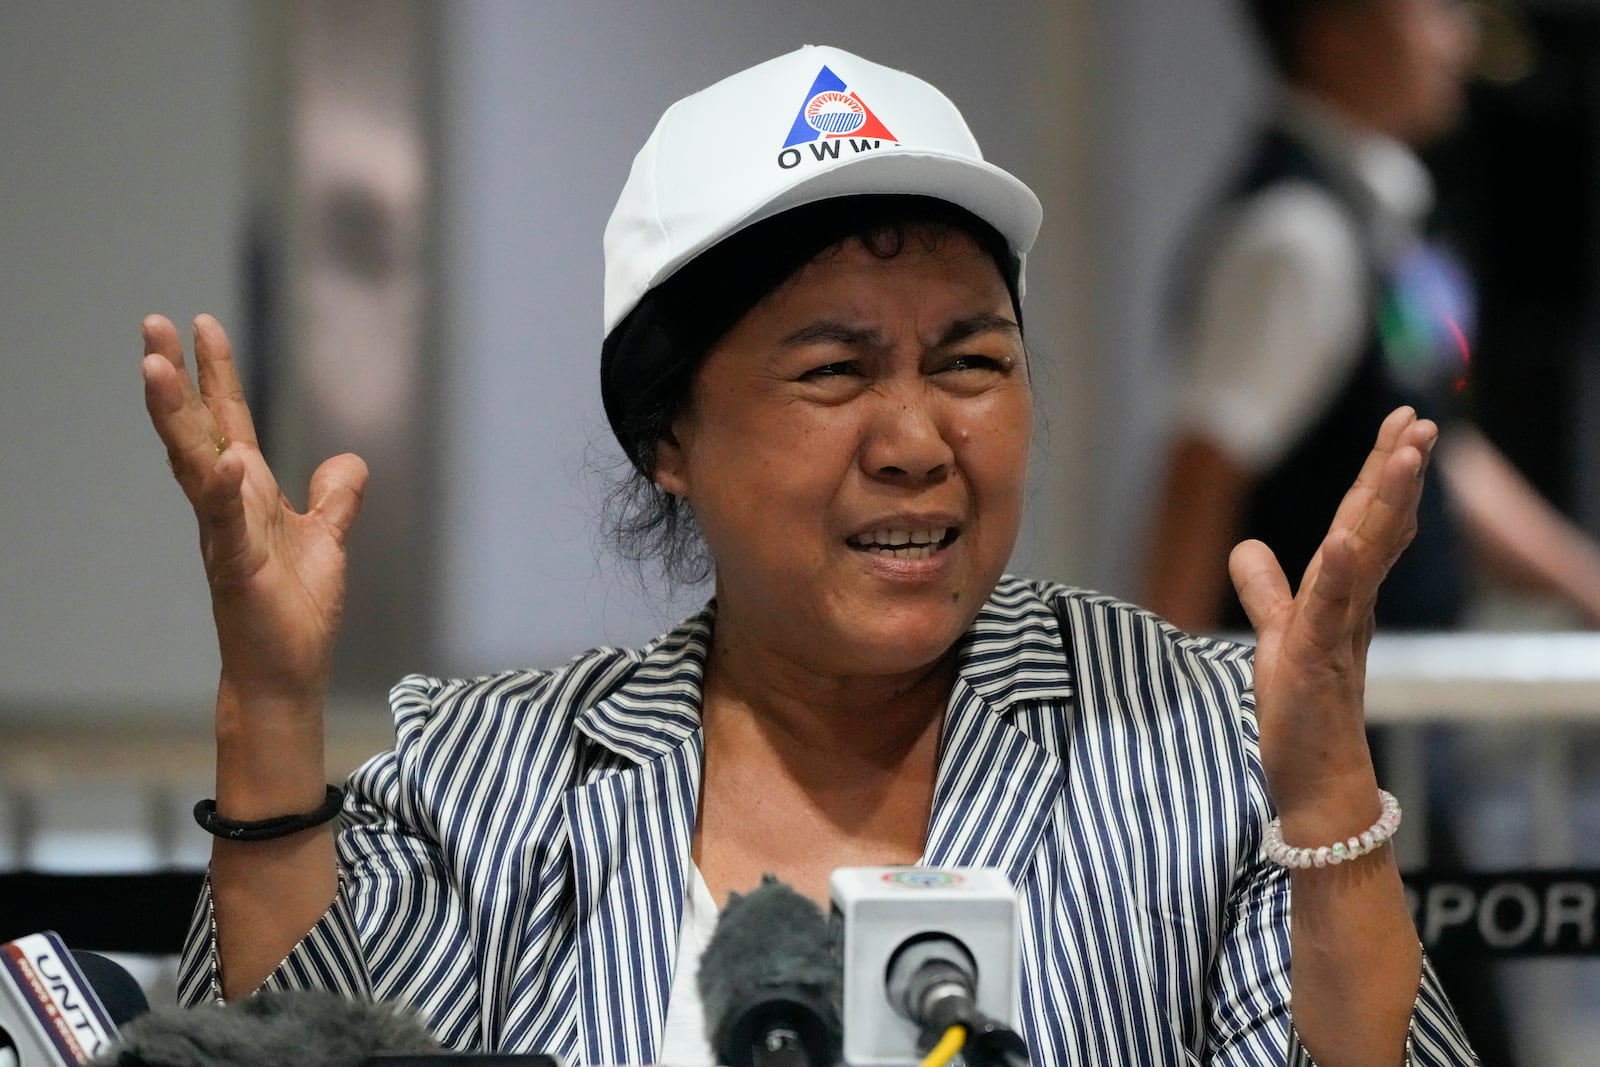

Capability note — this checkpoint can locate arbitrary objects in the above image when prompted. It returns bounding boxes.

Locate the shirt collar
[951,575,1076,712]
[1277,90,1434,258]
[575,605,712,762]
[575,575,1075,764]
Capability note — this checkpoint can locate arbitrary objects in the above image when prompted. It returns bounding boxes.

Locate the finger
[143,314,201,406]
[1319,412,1435,582]
[1298,529,1362,652]
[1323,407,1419,538]
[193,314,261,450]
[141,313,206,422]
[1347,441,1428,580]
[1229,538,1293,635]
[197,449,256,584]
[1346,406,1416,498]
[308,453,370,545]
[1308,531,1379,677]
[142,348,225,496]
[1299,443,1426,646]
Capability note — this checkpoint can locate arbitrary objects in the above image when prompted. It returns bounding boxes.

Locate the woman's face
[654,226,1031,679]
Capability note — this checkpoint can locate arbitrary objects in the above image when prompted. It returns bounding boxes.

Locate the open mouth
[844,526,959,560]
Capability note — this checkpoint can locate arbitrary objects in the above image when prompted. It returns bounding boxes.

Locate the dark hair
[1241,0,1364,79]
[599,193,1023,586]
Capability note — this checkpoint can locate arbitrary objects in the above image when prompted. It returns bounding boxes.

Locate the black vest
[1213,127,1468,630]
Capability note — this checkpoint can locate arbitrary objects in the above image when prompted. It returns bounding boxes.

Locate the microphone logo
[879,871,964,889]
[1,932,118,1064]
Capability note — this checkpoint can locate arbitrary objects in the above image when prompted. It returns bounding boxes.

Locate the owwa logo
[776,65,898,170]
[882,870,965,889]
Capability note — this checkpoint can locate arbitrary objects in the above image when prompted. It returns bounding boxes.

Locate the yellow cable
[919,1024,968,1067]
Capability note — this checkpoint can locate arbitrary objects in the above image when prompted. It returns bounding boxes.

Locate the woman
[141,45,1474,1067]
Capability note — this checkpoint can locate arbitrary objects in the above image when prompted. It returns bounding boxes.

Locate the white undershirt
[659,865,722,1066]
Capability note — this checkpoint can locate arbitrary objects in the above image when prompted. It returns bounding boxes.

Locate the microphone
[830,867,1027,1067]
[1,932,142,1067]
[98,988,441,1067]
[70,953,148,1034]
[697,876,842,1067]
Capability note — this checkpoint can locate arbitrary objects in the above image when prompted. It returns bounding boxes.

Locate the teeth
[850,527,950,551]
[881,544,935,559]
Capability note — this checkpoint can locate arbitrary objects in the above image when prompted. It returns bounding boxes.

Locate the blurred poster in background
[255,0,435,693]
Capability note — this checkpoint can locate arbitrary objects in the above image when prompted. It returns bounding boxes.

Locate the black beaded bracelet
[193,785,345,842]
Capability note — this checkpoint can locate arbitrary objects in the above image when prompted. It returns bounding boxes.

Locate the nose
[860,383,954,486]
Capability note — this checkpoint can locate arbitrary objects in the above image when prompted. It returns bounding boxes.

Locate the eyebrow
[778,313,1021,352]
[935,313,1021,348]
[779,321,884,350]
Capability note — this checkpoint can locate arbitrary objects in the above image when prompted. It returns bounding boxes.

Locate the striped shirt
[178,576,1477,1065]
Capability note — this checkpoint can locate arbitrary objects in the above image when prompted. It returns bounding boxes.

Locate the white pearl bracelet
[1262,789,1402,869]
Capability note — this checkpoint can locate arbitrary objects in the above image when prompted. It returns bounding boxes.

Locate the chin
[829,605,972,676]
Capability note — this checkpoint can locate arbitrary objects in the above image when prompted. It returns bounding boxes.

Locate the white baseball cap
[602,44,1043,338]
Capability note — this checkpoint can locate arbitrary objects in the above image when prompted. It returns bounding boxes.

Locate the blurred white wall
[1090,0,1266,592]
[0,1,249,713]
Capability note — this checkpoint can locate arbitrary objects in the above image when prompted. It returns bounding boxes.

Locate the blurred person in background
[1143,2,1600,1063]
[1143,0,1600,635]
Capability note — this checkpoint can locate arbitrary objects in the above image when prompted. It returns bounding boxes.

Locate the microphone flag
[1,931,118,1065]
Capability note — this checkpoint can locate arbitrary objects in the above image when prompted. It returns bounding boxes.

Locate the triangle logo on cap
[780,65,897,149]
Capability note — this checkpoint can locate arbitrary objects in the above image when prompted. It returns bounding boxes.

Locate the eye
[943,353,1008,373]
[799,360,862,381]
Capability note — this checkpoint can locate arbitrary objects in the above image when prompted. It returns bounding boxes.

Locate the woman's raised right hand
[142,314,368,707]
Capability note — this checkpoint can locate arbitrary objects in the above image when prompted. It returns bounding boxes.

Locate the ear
[653,430,691,498]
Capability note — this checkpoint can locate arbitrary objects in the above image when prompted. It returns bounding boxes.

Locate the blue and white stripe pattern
[178,576,1477,1065]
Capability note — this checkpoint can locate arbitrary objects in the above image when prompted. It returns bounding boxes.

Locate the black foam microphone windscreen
[89,989,440,1067]
[69,955,147,1031]
[697,876,842,1067]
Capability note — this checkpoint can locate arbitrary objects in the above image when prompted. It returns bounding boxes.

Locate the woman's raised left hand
[1228,406,1437,836]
